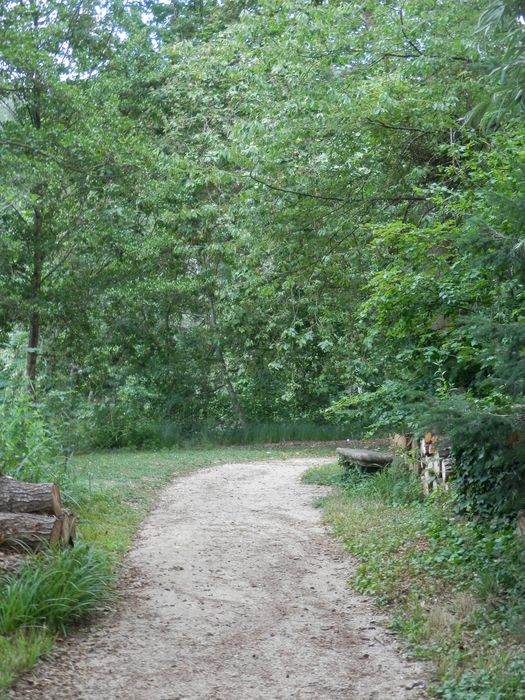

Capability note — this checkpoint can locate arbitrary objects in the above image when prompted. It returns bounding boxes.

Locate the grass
[92,418,354,449]
[199,422,353,446]
[0,544,113,634]
[0,443,333,696]
[303,461,344,486]
[304,462,525,699]
[0,631,53,693]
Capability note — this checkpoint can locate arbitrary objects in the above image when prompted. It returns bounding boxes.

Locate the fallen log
[0,511,75,550]
[0,476,62,516]
[336,447,393,471]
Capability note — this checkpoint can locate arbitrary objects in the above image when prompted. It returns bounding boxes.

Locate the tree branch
[364,118,429,133]
[248,171,347,203]
[248,170,427,206]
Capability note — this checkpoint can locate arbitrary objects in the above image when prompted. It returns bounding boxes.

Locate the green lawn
[0,444,332,696]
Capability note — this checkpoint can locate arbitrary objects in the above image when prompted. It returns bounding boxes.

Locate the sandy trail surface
[10,458,427,700]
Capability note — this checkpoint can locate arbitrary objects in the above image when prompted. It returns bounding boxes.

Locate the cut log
[421,435,438,457]
[0,512,62,549]
[392,433,411,451]
[422,469,434,495]
[0,476,62,516]
[423,456,440,478]
[58,509,76,546]
[0,511,75,550]
[336,447,393,471]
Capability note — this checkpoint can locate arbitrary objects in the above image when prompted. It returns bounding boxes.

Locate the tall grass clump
[0,543,113,634]
[199,421,352,446]
[0,630,54,694]
[303,460,423,504]
[88,415,354,449]
[302,461,347,486]
[360,460,423,505]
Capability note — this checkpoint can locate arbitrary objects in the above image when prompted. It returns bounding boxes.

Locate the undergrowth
[0,543,112,697]
[0,543,113,634]
[304,462,525,699]
[91,418,353,449]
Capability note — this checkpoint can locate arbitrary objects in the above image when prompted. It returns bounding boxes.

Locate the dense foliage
[1,0,524,516]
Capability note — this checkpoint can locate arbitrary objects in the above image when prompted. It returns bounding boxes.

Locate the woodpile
[419,432,452,494]
[336,435,451,494]
[0,476,75,551]
[392,432,452,494]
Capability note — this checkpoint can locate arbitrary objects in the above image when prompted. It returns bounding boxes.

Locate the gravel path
[10,458,427,699]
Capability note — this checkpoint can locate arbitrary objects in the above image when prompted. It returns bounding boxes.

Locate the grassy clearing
[304,462,525,700]
[0,444,331,696]
[68,445,331,551]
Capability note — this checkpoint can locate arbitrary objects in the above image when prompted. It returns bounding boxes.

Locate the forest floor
[9,456,426,699]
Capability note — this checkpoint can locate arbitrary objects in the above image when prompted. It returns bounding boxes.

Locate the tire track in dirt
[10,458,427,699]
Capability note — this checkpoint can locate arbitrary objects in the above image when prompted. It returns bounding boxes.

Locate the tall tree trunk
[27,204,43,392]
[27,308,40,390]
[206,292,246,426]
[27,55,43,392]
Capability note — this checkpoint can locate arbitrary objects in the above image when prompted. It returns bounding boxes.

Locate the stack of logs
[0,476,75,551]
[337,433,452,494]
[393,432,451,493]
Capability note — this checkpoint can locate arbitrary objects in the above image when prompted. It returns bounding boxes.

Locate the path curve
[11,458,427,699]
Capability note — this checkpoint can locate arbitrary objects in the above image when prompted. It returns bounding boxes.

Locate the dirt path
[11,458,427,700]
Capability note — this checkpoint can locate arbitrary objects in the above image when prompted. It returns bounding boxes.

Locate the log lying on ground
[0,511,75,550]
[336,447,393,471]
[0,476,62,516]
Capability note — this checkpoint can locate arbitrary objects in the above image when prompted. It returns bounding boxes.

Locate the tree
[0,0,153,389]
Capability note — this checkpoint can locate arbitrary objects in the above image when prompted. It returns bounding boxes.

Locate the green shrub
[437,658,525,700]
[318,470,525,698]
[448,412,525,519]
[0,543,113,634]
[0,334,62,482]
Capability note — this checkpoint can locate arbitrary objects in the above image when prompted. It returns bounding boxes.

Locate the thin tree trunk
[27,204,43,392]
[206,292,246,426]
[27,56,43,392]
